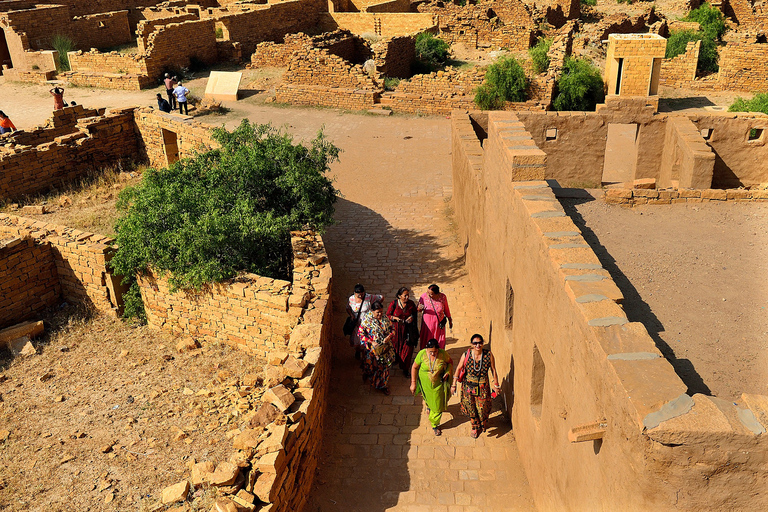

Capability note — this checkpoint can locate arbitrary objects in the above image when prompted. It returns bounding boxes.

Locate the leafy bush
[728,93,768,114]
[683,3,726,40]
[582,0,596,5]
[552,57,605,111]
[474,56,527,109]
[415,32,450,70]
[110,120,339,298]
[383,77,400,91]
[51,34,75,71]
[528,37,552,74]
[215,27,224,39]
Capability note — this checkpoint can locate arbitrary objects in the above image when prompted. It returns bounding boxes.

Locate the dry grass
[1,164,144,237]
[0,307,267,511]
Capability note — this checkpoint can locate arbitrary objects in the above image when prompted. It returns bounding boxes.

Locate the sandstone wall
[385,68,483,115]
[372,35,414,78]
[451,110,768,510]
[0,214,120,315]
[0,237,60,329]
[2,104,103,147]
[133,108,217,169]
[140,18,219,78]
[250,33,312,68]
[659,40,699,87]
[68,50,148,75]
[321,12,437,37]
[717,40,768,93]
[70,10,133,50]
[604,186,768,205]
[658,115,714,189]
[0,108,140,202]
[137,232,331,356]
[135,13,198,47]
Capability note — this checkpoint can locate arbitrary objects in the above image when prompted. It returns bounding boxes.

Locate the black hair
[396,286,409,298]
[370,301,384,311]
[0,111,5,118]
[428,284,440,294]
[470,333,484,343]
[156,93,162,97]
[425,339,439,349]
[354,284,365,294]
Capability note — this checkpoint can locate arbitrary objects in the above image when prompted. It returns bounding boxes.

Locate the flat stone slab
[204,71,242,102]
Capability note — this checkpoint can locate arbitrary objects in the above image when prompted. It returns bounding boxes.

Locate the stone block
[191,461,215,487]
[262,384,295,412]
[209,462,239,487]
[162,480,190,504]
[283,356,309,379]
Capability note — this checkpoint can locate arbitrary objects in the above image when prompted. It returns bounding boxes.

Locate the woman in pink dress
[418,284,452,349]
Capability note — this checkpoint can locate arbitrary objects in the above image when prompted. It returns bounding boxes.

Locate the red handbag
[455,349,471,383]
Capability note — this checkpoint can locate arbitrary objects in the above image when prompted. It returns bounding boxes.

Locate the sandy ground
[0,310,267,511]
[564,198,768,401]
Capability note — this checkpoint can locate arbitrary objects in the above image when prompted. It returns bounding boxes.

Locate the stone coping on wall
[509,179,768,445]
[605,187,768,205]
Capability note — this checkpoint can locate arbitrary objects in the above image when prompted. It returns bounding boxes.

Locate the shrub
[474,56,527,109]
[51,34,75,71]
[383,77,400,91]
[728,93,768,114]
[415,32,450,70]
[110,120,340,299]
[552,57,605,111]
[683,3,726,41]
[528,37,552,74]
[215,27,224,39]
[665,29,719,74]
[582,0,596,5]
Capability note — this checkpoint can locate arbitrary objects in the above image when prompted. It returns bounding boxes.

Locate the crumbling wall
[135,13,197,47]
[385,67,484,115]
[276,47,381,110]
[0,108,140,202]
[717,40,768,93]
[70,10,133,50]
[371,35,414,78]
[140,18,219,78]
[417,0,535,51]
[2,104,103,147]
[137,232,331,356]
[68,50,148,75]
[451,110,768,511]
[133,108,217,169]
[250,33,312,68]
[0,214,119,315]
[0,237,60,329]
[320,12,437,37]
[659,40,699,87]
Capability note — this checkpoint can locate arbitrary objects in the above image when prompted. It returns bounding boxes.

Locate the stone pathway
[309,146,535,511]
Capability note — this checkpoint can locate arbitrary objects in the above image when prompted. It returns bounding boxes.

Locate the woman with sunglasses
[410,338,453,436]
[451,333,501,438]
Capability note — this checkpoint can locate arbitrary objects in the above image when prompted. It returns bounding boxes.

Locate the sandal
[381,387,391,396]
[432,427,442,436]
[470,429,480,439]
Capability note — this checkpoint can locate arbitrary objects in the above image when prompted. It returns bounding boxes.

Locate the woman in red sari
[387,287,418,377]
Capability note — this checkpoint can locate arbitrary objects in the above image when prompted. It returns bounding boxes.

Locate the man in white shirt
[173,82,190,115]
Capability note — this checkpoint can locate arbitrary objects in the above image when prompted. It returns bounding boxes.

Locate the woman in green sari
[410,338,453,435]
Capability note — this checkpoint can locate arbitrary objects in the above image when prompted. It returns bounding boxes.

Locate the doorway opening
[602,123,639,184]
[0,29,13,73]
[162,129,179,166]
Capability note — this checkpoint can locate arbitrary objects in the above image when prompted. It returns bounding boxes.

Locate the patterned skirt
[361,344,390,390]
[460,381,492,431]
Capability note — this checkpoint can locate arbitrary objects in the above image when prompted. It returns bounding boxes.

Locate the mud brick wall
[386,67,484,115]
[717,41,768,93]
[250,34,312,68]
[0,109,141,202]
[137,232,331,356]
[0,214,119,315]
[658,116,714,189]
[68,50,148,74]
[451,111,768,510]
[659,40,699,87]
[372,35,414,78]
[0,237,60,330]
[4,104,103,147]
[281,47,380,89]
[216,0,327,55]
[604,34,666,97]
[277,84,379,110]
[70,10,133,50]
[62,70,152,90]
[321,12,437,37]
[133,108,216,169]
[605,186,768,205]
[135,13,198,47]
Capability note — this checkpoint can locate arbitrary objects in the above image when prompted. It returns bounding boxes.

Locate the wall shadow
[658,96,717,112]
[560,197,712,396]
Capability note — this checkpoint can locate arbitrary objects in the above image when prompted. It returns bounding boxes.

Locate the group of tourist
[346,284,501,438]
[156,74,190,115]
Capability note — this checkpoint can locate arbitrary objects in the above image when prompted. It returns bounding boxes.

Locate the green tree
[415,32,450,71]
[528,37,552,74]
[665,29,720,74]
[474,56,527,110]
[552,57,605,111]
[110,120,339,313]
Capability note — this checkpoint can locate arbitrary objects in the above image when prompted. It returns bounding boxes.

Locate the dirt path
[564,199,768,401]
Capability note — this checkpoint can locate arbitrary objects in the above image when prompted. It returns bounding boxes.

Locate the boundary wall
[451,109,768,510]
[0,214,120,317]
[512,99,768,188]
[137,232,331,356]
[604,186,768,205]
[1,104,102,147]
[320,12,437,37]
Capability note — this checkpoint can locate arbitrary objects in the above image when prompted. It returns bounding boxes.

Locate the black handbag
[344,294,366,337]
[405,321,419,347]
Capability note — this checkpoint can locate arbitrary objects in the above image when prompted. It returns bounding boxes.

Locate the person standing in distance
[174,81,190,115]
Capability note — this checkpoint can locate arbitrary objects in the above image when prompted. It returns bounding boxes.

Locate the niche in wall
[530,344,545,420]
